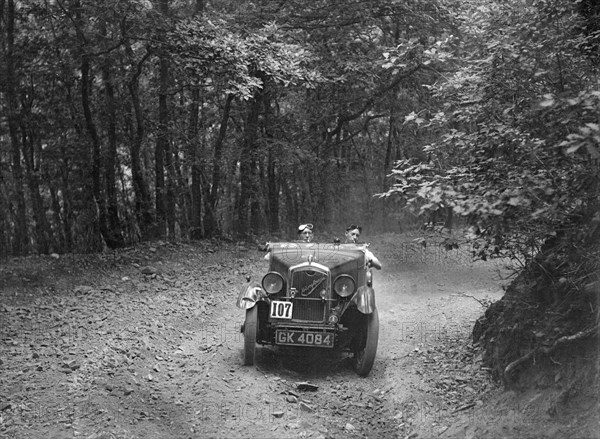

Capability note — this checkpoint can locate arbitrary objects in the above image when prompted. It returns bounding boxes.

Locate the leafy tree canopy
[169,18,324,99]
[380,0,600,264]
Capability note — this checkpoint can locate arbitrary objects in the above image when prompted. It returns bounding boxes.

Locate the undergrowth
[473,214,599,388]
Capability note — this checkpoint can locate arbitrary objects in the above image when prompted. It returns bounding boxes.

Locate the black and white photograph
[0,1,598,438]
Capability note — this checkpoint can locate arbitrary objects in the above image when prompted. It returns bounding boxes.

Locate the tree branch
[328,64,424,138]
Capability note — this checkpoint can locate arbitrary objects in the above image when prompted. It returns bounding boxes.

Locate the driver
[344,224,382,270]
[264,223,314,261]
[297,223,314,242]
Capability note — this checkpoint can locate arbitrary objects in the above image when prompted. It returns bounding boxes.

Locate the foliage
[170,18,323,100]
[6,0,596,257]
[1,0,461,255]
[380,0,600,264]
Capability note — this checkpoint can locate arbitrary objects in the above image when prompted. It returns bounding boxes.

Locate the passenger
[344,224,382,270]
[297,223,314,242]
[344,224,362,243]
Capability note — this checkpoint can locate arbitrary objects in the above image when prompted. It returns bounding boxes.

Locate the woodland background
[0,0,598,258]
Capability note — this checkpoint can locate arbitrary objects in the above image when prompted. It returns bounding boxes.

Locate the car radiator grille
[290,269,328,322]
[292,299,325,322]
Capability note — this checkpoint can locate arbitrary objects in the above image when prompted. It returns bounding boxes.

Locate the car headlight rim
[262,272,284,295]
[333,274,356,297]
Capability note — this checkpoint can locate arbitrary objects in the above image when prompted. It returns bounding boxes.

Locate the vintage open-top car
[236,241,381,376]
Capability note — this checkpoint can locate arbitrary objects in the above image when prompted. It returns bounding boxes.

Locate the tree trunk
[267,148,279,233]
[384,105,395,185]
[187,0,205,239]
[281,177,297,232]
[189,87,203,239]
[81,54,107,252]
[395,129,406,163]
[204,94,234,238]
[126,48,153,238]
[165,131,177,239]
[237,91,262,236]
[102,55,122,247]
[155,61,168,239]
[0,175,13,257]
[21,130,51,254]
[155,0,171,239]
[262,87,279,233]
[172,139,186,238]
[250,157,263,234]
[6,0,28,255]
[59,143,74,252]
[47,174,65,252]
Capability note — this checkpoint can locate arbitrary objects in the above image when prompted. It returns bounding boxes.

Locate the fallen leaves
[0,241,262,439]
[407,337,497,413]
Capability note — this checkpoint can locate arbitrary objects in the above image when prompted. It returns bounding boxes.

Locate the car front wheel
[243,306,258,365]
[352,308,379,377]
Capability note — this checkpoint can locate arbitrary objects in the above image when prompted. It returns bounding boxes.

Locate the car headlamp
[262,272,284,295]
[333,275,355,297]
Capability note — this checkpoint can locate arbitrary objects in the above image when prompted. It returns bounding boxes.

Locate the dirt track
[1,236,590,439]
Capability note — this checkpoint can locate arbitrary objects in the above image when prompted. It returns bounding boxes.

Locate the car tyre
[243,306,258,366]
[352,308,379,377]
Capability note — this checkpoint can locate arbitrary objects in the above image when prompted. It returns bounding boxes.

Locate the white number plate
[270,300,293,319]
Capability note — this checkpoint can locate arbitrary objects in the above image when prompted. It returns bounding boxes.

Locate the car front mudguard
[236,281,268,310]
[353,285,376,314]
